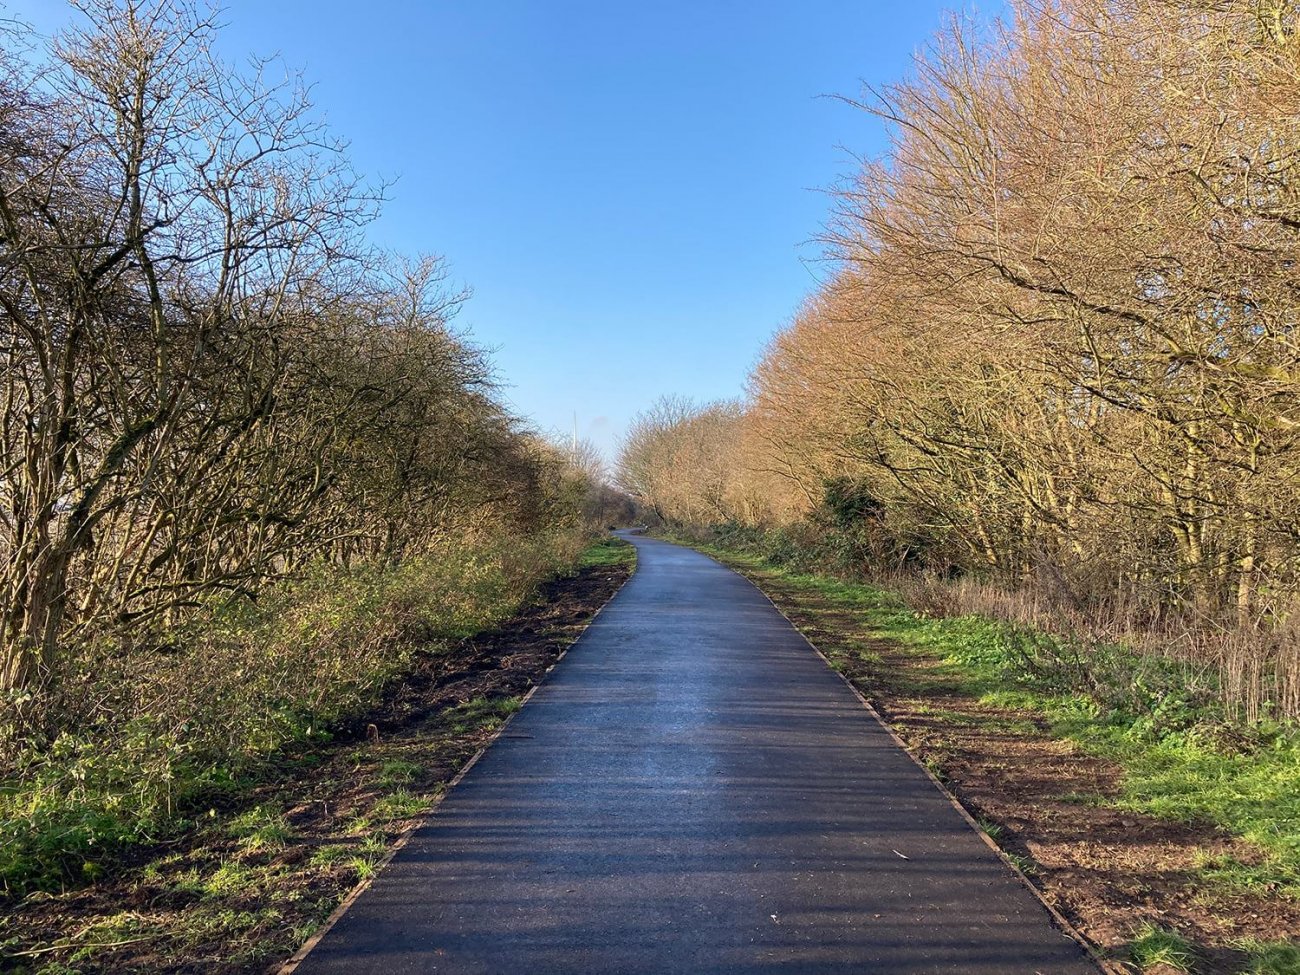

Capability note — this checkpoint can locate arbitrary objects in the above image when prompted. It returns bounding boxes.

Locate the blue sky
[8,0,969,461]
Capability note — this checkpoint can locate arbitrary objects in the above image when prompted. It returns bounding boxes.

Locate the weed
[921,755,948,781]
[445,695,522,734]
[289,919,324,946]
[167,866,207,898]
[340,811,370,835]
[226,805,292,851]
[66,912,152,963]
[377,759,421,786]
[1237,939,1300,975]
[370,790,428,822]
[1004,852,1039,876]
[202,861,258,898]
[309,844,355,867]
[1128,923,1196,972]
[346,834,391,879]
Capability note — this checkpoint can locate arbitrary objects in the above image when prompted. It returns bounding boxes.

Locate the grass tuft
[577,536,636,570]
[1128,923,1196,972]
[226,805,292,851]
[1238,939,1300,975]
[1003,851,1038,876]
[975,815,1004,841]
[377,759,421,787]
[370,790,429,822]
[444,695,522,734]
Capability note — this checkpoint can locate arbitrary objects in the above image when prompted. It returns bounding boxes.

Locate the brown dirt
[0,554,633,975]
[738,565,1300,975]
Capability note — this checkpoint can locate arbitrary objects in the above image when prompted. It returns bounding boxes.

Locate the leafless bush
[621,0,1300,721]
[0,2,605,724]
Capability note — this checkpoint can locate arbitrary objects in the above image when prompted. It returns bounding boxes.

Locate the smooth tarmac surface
[294,532,1097,974]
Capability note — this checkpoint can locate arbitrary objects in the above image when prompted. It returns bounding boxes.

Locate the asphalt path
[292,532,1097,974]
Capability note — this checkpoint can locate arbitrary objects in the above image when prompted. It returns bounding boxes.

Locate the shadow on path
[291,533,1098,975]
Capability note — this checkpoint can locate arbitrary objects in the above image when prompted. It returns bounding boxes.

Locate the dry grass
[0,538,635,974]
[884,570,1300,722]
[0,527,589,898]
[688,538,1300,974]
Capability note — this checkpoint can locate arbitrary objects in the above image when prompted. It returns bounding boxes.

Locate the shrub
[0,528,587,896]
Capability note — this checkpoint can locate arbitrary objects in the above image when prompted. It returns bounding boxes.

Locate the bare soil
[13,543,1292,974]
[1,556,632,975]
[739,566,1300,975]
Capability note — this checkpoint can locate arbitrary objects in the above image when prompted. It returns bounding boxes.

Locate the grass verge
[672,534,1300,975]
[0,536,634,974]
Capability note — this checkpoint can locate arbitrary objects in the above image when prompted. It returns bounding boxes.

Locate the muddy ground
[738,562,1298,975]
[1,554,632,975]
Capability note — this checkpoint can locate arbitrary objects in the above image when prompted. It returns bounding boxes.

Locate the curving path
[290,532,1097,974]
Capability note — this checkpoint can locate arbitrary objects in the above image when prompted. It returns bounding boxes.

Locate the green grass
[0,530,591,897]
[309,844,356,867]
[681,536,1300,902]
[202,861,259,898]
[1239,939,1300,975]
[975,815,1004,841]
[376,759,421,787]
[1196,852,1300,900]
[370,790,429,822]
[225,805,292,851]
[1003,851,1039,876]
[1129,923,1196,972]
[443,695,522,734]
[577,535,636,570]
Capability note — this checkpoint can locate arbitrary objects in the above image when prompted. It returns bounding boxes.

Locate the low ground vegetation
[0,537,635,973]
[674,527,1299,973]
[620,0,1300,723]
[621,3,1300,960]
[0,3,637,969]
[0,531,587,900]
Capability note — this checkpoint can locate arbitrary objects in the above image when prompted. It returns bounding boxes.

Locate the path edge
[273,546,637,975]
[678,539,1116,975]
